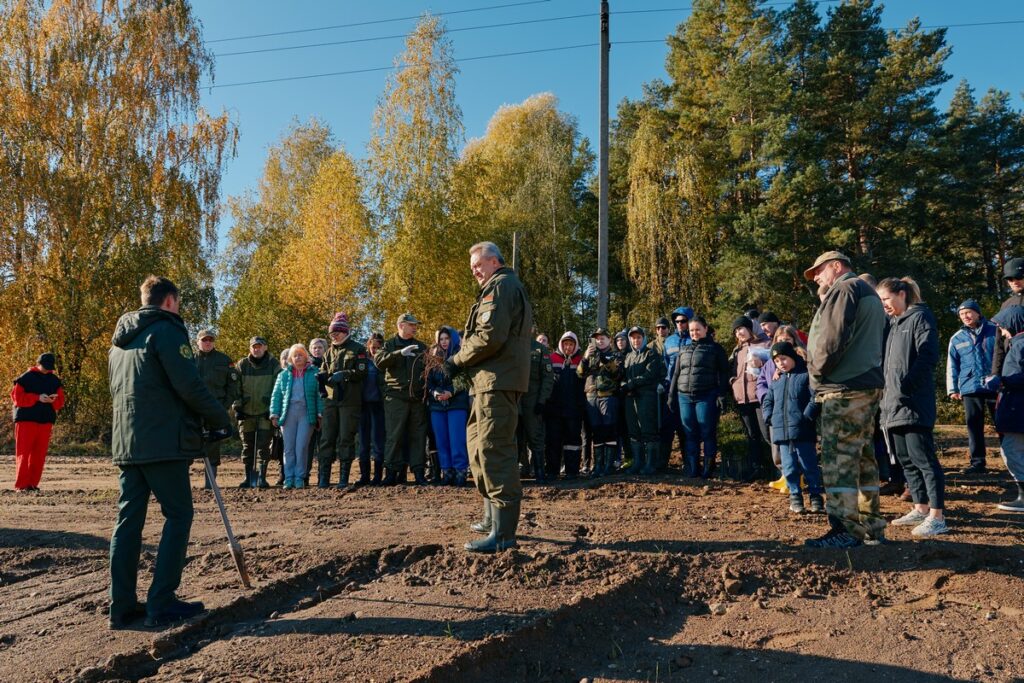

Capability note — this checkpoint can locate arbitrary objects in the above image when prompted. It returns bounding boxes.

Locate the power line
[206,18,1024,90]
[205,0,556,44]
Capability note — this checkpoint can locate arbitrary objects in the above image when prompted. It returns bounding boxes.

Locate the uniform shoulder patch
[358,353,366,359]
[480,311,491,323]
[482,294,495,303]
[180,344,194,359]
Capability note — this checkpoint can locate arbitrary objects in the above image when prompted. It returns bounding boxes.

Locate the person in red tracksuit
[10,353,65,491]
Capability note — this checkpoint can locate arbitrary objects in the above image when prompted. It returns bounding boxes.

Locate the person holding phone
[11,353,65,491]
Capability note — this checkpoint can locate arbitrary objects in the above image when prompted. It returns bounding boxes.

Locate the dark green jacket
[108,306,229,465]
[195,348,239,409]
[234,353,277,431]
[451,266,534,394]
[622,341,665,397]
[375,336,428,401]
[521,340,554,410]
[320,336,368,407]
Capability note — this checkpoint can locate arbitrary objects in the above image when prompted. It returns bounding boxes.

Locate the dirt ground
[1,425,1023,683]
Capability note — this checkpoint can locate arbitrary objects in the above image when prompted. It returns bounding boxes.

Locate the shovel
[203,456,252,589]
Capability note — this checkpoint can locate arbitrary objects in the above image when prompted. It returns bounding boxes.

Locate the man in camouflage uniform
[375,313,428,485]
[578,328,624,477]
[318,313,368,488]
[804,251,887,548]
[444,241,533,553]
[233,336,277,488]
[517,333,554,482]
[194,329,239,489]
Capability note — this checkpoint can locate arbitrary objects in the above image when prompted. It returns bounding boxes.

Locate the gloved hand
[401,345,418,357]
[716,396,728,414]
[203,426,233,443]
[442,359,461,377]
[656,383,666,395]
[330,371,345,385]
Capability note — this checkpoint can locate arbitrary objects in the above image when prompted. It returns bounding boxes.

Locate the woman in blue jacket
[426,326,470,486]
[270,344,325,489]
[761,342,824,514]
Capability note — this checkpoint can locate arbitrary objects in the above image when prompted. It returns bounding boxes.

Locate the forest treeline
[2,0,1022,434]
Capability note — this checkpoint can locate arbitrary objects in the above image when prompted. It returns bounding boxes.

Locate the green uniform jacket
[320,337,368,407]
[451,266,534,394]
[108,306,230,465]
[374,336,428,400]
[578,348,624,396]
[622,343,665,396]
[234,353,277,429]
[520,340,554,411]
[195,348,239,410]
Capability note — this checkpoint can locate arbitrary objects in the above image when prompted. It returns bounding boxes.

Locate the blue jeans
[431,409,469,471]
[677,391,719,476]
[359,401,385,462]
[281,402,313,482]
[779,440,824,496]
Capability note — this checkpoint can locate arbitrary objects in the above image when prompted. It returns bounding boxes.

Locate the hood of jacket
[559,331,580,354]
[111,306,185,348]
[628,328,647,352]
[993,305,1024,336]
[435,325,462,359]
[673,305,695,320]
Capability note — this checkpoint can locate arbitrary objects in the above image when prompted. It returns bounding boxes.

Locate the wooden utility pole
[512,231,520,271]
[597,0,610,328]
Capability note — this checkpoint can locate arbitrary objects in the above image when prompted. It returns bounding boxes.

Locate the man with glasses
[194,329,239,489]
[660,307,694,470]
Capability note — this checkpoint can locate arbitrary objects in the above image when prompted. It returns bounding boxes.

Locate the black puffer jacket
[880,303,939,429]
[669,339,730,400]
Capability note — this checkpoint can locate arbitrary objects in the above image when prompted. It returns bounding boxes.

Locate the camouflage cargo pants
[818,388,886,540]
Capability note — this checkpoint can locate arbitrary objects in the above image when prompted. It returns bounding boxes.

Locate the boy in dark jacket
[11,353,66,491]
[622,327,666,475]
[989,306,1024,512]
[762,342,825,514]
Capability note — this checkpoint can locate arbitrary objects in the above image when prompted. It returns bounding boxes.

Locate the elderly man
[947,300,997,474]
[194,329,239,489]
[375,313,428,485]
[803,251,887,548]
[444,241,533,553]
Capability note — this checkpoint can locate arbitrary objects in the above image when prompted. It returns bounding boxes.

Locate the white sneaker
[891,509,927,526]
[911,517,949,537]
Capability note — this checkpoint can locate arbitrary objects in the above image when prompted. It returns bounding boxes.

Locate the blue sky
[195,0,1024,239]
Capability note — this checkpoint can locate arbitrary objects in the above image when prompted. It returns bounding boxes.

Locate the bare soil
[1,425,1022,683]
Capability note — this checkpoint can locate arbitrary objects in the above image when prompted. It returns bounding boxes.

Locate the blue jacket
[269,366,324,426]
[761,360,818,444]
[946,319,996,397]
[993,306,1024,433]
[662,305,695,382]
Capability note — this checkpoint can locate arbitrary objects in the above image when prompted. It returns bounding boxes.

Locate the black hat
[743,308,760,322]
[760,311,780,325]
[655,317,671,328]
[1005,257,1024,280]
[628,326,645,337]
[732,316,754,333]
[36,353,56,371]
[770,341,799,363]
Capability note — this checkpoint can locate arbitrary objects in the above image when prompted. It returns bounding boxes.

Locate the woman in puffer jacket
[426,326,470,486]
[877,277,948,538]
[270,344,325,489]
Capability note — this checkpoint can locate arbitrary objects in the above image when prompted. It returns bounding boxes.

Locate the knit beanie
[760,311,781,325]
[957,299,981,315]
[329,312,349,334]
[732,316,754,333]
[771,341,799,364]
[37,353,56,371]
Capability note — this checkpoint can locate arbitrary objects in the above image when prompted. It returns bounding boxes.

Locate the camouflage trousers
[818,388,886,540]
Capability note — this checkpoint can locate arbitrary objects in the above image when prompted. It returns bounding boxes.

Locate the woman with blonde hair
[270,344,324,489]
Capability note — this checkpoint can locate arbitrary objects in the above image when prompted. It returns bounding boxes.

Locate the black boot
[470,499,493,534]
[465,500,519,553]
[239,462,254,489]
[336,462,352,489]
[370,460,383,486]
[317,460,332,489]
[413,467,428,486]
[641,443,658,475]
[355,457,371,487]
[701,452,716,480]
[454,470,467,487]
[590,445,604,478]
[684,454,698,478]
[382,468,398,486]
[257,461,270,489]
[627,441,644,475]
[997,482,1024,512]
[397,465,408,485]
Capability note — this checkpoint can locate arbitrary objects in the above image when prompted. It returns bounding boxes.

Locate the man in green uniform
[234,336,277,488]
[318,312,368,488]
[444,241,533,553]
[108,276,231,629]
[194,329,239,489]
[517,334,554,482]
[374,313,428,485]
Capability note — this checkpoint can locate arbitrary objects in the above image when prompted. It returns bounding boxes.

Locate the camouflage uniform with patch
[318,336,368,487]
[194,331,239,470]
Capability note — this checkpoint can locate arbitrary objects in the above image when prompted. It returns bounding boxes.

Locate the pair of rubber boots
[590,445,614,478]
[683,455,714,479]
[238,462,270,489]
[627,441,658,475]
[466,499,519,553]
[318,461,356,489]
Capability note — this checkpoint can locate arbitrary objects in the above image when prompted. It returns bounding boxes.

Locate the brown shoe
[879,480,903,496]
[899,486,913,502]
